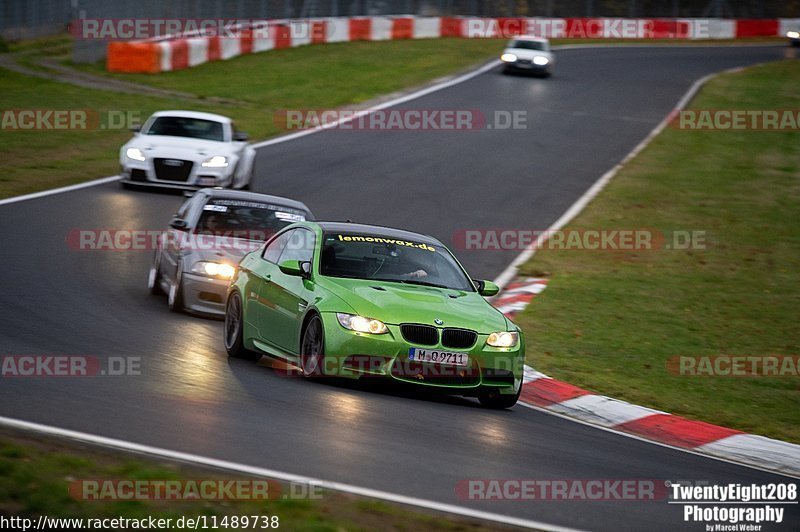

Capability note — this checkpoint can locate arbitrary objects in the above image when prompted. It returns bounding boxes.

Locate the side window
[263,230,292,263]
[278,229,315,264]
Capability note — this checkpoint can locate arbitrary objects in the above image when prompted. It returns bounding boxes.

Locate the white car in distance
[120,110,256,190]
[500,36,554,77]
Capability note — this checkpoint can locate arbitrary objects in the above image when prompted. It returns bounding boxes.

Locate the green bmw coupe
[224,221,524,408]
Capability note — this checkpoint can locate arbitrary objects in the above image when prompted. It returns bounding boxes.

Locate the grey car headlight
[190,261,235,279]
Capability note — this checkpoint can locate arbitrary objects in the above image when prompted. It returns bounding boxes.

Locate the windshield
[510,40,547,51]
[320,233,475,291]
[146,116,225,141]
[196,199,308,240]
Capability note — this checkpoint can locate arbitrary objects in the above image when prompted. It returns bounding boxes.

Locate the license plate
[198,177,216,186]
[408,348,469,366]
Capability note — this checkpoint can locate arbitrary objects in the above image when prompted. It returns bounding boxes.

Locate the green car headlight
[487,331,519,348]
[336,313,388,334]
[191,261,235,280]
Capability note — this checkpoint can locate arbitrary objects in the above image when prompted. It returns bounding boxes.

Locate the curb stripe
[548,394,664,427]
[520,379,592,407]
[698,435,800,477]
[615,414,743,449]
[485,64,800,476]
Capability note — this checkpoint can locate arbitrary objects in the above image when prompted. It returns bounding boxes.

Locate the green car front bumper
[316,312,524,395]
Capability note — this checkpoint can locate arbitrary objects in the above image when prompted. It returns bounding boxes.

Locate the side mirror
[475,279,500,297]
[169,218,188,230]
[279,260,310,278]
[233,131,249,142]
[130,124,141,133]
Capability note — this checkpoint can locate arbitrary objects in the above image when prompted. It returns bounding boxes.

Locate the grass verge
[0,37,503,200]
[1,34,786,199]
[516,59,800,443]
[0,428,508,531]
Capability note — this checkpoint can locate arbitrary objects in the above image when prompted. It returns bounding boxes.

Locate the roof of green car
[309,221,445,247]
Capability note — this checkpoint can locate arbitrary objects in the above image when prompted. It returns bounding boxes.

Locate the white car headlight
[487,331,519,348]
[201,155,229,168]
[336,313,388,334]
[126,147,146,162]
[788,31,800,39]
[191,261,236,280]
[500,53,518,63]
[533,56,550,66]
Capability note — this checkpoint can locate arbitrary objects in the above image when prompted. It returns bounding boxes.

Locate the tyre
[299,314,325,378]
[167,261,185,313]
[147,250,163,295]
[224,291,259,360]
[478,385,521,409]
[236,160,253,190]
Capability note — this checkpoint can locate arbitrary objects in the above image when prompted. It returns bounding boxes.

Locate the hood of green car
[321,277,509,333]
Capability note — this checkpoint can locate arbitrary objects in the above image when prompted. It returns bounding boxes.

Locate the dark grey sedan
[148,188,314,317]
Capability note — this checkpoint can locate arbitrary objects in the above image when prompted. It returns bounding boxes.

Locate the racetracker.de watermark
[667,356,800,377]
[66,229,271,252]
[465,19,711,38]
[1,110,142,131]
[273,354,523,380]
[1,355,141,377]
[456,479,668,501]
[273,109,527,131]
[70,479,322,501]
[452,229,708,251]
[670,109,800,131]
[72,18,320,40]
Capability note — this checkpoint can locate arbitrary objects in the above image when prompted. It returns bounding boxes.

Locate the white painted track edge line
[249,59,500,149]
[491,67,723,289]
[508,62,799,478]
[0,415,582,532]
[0,59,501,208]
[2,44,778,208]
[0,175,119,207]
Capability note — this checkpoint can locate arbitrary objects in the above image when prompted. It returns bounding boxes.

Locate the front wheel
[478,385,522,409]
[300,315,325,378]
[148,251,163,295]
[167,261,185,312]
[224,291,259,360]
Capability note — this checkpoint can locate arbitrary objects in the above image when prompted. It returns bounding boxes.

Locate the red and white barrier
[107,16,793,73]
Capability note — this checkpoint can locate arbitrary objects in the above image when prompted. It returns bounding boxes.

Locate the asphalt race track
[1,46,797,530]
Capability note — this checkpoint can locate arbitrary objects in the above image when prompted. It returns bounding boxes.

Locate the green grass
[78,38,505,108]
[0,33,785,200]
[515,59,800,443]
[75,37,784,105]
[0,429,504,531]
[0,37,502,199]
[0,70,222,199]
